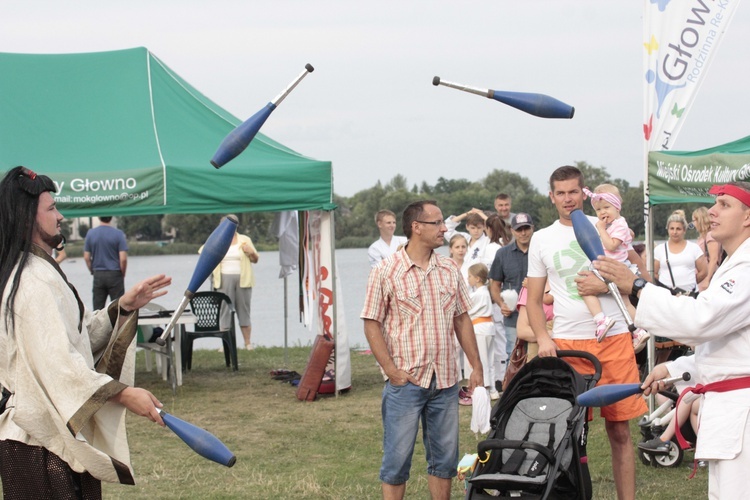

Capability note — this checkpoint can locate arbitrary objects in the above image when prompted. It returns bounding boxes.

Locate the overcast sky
[2,1,748,197]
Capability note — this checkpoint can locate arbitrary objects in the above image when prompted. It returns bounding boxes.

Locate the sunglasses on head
[18,167,55,196]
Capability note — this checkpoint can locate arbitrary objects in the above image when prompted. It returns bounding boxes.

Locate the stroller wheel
[638,449,652,466]
[638,439,684,468]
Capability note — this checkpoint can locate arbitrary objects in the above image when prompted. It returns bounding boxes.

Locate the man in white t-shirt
[525,165,646,500]
[368,209,408,268]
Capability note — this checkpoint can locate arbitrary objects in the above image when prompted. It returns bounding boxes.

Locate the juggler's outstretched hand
[118,274,172,312]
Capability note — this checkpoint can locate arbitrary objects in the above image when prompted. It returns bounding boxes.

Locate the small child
[448,233,469,284]
[582,184,649,350]
[444,209,489,280]
[449,234,469,377]
[459,263,495,405]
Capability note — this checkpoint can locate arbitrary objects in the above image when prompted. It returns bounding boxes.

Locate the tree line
[108,161,710,248]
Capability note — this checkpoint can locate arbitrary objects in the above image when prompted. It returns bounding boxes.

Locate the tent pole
[329,210,339,398]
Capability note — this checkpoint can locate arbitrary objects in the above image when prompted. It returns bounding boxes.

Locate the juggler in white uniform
[635,237,750,499]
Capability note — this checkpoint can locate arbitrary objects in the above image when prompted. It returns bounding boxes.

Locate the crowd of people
[2,161,745,499]
[362,166,745,499]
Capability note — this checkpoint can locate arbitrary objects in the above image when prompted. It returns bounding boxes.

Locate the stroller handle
[556,350,603,385]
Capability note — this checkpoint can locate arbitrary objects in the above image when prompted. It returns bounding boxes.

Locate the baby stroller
[465,350,602,500]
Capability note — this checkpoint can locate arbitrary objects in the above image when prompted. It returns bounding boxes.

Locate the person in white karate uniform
[595,181,750,500]
[368,209,408,268]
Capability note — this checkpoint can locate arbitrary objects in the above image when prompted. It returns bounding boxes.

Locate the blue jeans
[379,376,459,484]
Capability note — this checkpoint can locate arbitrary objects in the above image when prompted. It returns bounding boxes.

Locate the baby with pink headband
[582,184,648,350]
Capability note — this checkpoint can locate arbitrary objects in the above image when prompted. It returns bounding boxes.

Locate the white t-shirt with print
[527,217,628,340]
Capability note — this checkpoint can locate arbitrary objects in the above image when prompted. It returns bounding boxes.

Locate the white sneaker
[595,316,615,342]
[490,389,501,401]
[632,329,650,354]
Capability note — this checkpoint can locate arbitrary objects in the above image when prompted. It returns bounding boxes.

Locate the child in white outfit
[460,263,495,405]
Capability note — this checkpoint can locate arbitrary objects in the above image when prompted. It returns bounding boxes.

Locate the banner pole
[284,275,289,367]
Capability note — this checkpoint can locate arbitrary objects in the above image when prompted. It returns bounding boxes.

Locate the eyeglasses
[415,220,445,227]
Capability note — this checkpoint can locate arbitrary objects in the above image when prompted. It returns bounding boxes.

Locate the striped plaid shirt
[361,247,472,389]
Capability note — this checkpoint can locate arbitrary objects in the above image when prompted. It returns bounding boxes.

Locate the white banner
[309,211,333,339]
[643,0,741,152]
[306,210,351,391]
[641,0,741,384]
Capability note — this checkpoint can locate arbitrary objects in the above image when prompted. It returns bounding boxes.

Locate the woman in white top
[653,210,707,294]
[204,215,260,350]
[480,213,509,399]
[480,214,510,267]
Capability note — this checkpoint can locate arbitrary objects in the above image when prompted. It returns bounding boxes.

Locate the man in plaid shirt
[362,200,483,500]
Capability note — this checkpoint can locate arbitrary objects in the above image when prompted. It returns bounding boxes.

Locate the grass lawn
[93,346,707,499]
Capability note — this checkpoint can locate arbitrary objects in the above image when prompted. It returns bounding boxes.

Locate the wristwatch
[629,277,648,307]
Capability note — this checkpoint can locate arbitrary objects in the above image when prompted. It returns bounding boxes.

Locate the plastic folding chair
[182,291,239,371]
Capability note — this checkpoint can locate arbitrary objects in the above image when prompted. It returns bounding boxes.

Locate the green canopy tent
[0,47,334,216]
[648,134,750,206]
[0,47,350,393]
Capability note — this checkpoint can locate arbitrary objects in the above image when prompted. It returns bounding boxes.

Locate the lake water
[61,240,671,350]
[62,248,377,349]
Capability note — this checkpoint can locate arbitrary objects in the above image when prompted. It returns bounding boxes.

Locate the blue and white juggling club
[570,209,636,333]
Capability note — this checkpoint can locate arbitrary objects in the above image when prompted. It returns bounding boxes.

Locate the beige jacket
[205,234,257,289]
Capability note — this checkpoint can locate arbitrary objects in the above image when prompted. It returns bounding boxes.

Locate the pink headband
[709,184,750,207]
[583,187,621,211]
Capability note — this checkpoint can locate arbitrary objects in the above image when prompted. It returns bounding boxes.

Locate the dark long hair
[485,214,510,246]
[0,167,56,329]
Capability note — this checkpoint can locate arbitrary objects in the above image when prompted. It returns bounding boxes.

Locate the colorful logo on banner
[305,211,335,339]
[643,0,741,152]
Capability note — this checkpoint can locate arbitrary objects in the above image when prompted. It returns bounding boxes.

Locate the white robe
[636,238,750,498]
[0,248,138,484]
[368,236,408,268]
